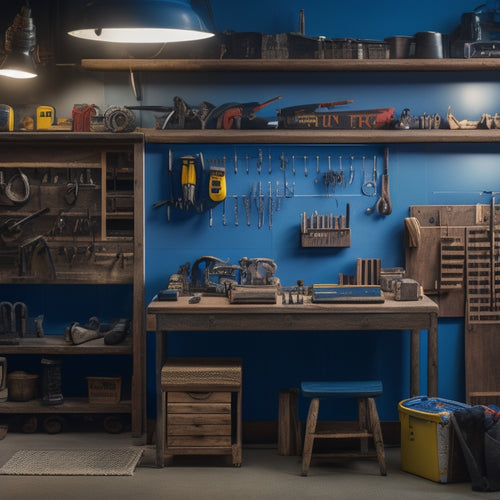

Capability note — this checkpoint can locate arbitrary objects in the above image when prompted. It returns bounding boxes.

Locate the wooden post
[278,389,302,456]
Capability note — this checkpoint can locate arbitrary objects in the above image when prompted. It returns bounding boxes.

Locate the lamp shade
[67,0,215,43]
[0,5,37,79]
[0,51,37,79]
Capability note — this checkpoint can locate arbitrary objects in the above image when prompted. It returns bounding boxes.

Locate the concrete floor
[0,431,495,500]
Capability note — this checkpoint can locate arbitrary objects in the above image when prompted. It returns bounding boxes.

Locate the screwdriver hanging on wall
[243,195,251,226]
[268,181,273,229]
[257,149,262,175]
[233,195,239,226]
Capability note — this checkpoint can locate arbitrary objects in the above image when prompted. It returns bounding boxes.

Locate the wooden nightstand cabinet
[161,358,242,466]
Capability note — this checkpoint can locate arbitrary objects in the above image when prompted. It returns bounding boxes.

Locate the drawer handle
[186,392,213,400]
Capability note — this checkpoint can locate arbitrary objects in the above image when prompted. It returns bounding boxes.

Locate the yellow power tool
[181,155,196,207]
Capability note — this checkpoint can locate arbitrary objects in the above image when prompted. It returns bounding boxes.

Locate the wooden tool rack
[0,133,145,437]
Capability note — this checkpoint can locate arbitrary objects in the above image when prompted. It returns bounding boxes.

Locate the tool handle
[187,161,196,185]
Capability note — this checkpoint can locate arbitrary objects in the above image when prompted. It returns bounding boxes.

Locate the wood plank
[465,323,500,404]
[0,335,132,354]
[142,128,500,145]
[81,58,500,72]
[0,398,131,414]
[278,389,302,456]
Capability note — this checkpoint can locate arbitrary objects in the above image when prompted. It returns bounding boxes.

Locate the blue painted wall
[139,1,499,422]
[1,1,497,425]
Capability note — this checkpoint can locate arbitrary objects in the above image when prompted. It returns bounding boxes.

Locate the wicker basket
[7,371,39,402]
[161,358,242,391]
[87,376,121,404]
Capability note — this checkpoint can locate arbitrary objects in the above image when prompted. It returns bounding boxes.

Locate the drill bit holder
[300,206,351,248]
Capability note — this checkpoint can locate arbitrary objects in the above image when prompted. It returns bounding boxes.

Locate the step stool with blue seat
[300,380,387,476]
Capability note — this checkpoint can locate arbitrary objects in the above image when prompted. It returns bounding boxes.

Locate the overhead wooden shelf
[141,128,500,144]
[0,132,143,144]
[81,58,500,72]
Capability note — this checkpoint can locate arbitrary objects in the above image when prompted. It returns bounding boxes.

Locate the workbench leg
[156,329,167,467]
[410,329,420,397]
[428,314,438,397]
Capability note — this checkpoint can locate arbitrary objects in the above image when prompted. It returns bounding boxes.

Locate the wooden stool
[300,380,386,476]
[161,358,242,466]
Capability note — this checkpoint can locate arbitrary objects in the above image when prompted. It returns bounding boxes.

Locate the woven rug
[0,448,143,476]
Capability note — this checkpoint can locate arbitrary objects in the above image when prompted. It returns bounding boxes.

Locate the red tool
[218,95,282,130]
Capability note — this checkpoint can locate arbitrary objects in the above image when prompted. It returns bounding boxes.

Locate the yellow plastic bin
[398,396,470,483]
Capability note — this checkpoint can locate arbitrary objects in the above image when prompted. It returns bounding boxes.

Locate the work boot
[84,316,101,331]
[69,322,104,345]
[103,318,131,345]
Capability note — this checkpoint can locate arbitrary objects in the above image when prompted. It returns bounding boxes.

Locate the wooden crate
[87,376,121,404]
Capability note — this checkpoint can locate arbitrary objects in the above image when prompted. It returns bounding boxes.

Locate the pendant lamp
[0,4,37,79]
[67,0,215,44]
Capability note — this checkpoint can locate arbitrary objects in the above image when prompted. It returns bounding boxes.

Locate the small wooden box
[87,376,121,404]
[161,358,242,466]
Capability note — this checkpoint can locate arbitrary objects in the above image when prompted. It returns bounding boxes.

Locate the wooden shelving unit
[0,133,145,437]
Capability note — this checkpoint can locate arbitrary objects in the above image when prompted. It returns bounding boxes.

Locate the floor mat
[0,448,144,476]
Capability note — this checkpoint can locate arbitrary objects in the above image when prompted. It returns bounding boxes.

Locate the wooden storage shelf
[0,132,145,437]
[81,58,500,73]
[0,398,132,414]
[141,128,500,145]
[0,335,132,355]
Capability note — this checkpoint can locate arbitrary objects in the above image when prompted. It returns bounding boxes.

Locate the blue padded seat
[301,380,383,399]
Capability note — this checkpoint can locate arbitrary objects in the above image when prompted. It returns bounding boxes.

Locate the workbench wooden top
[147,294,438,319]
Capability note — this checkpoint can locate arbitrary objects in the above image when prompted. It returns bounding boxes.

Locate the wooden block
[356,258,381,285]
[278,389,302,456]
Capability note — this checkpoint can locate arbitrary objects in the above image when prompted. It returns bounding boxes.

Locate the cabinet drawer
[168,424,230,436]
[167,435,232,447]
[168,391,231,403]
[168,413,231,425]
[168,402,231,414]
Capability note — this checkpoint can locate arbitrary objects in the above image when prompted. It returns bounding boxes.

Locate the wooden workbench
[147,294,439,467]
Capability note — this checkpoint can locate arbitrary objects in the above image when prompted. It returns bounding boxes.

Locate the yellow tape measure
[209,166,226,202]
